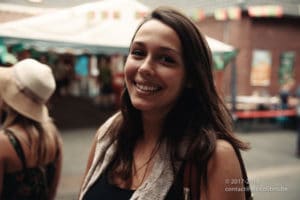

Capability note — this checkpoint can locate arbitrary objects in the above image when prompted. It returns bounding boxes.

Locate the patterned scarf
[79,114,185,200]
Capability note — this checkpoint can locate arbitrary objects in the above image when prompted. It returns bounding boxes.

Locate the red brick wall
[196,16,300,97]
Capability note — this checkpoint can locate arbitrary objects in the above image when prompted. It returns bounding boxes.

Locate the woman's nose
[138,57,154,77]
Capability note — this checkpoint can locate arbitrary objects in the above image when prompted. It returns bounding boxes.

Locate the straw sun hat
[0,58,56,123]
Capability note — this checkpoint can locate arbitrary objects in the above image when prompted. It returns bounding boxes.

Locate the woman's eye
[160,56,175,64]
[131,49,144,57]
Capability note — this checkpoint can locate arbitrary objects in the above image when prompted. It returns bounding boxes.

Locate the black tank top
[83,170,134,200]
[83,167,183,200]
[2,129,57,200]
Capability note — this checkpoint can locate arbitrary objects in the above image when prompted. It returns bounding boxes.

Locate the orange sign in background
[250,50,272,86]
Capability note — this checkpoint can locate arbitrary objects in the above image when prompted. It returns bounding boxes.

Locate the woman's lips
[134,81,162,94]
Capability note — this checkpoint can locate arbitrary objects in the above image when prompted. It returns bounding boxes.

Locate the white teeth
[136,83,160,92]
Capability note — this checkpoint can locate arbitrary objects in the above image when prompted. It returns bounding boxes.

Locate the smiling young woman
[79,7,251,200]
[125,19,185,117]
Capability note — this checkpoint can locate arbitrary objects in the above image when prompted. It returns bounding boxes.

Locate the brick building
[196,8,300,98]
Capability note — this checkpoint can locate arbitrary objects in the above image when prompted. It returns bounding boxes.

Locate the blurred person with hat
[0,58,63,200]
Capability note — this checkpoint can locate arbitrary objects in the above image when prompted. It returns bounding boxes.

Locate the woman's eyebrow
[131,41,181,56]
[159,47,181,55]
[131,41,144,47]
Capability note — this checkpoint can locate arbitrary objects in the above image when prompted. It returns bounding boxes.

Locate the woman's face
[124,19,185,116]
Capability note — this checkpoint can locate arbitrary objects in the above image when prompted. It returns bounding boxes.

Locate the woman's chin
[131,101,153,112]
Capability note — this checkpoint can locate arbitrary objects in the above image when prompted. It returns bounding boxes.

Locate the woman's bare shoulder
[0,130,12,160]
[208,139,241,172]
[215,139,236,155]
[204,139,245,200]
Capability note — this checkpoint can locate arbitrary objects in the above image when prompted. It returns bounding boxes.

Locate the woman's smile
[134,81,162,95]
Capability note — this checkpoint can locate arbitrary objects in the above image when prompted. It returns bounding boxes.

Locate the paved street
[56,124,300,200]
[56,127,98,200]
[239,130,300,200]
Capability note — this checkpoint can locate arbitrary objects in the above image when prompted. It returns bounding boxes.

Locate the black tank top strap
[233,147,253,200]
[181,146,253,200]
[4,129,27,169]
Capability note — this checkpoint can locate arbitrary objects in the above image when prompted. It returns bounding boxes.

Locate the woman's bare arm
[201,140,245,200]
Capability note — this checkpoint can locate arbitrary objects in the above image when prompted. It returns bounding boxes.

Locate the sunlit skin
[124,19,185,119]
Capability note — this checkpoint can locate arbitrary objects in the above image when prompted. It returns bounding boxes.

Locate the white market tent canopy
[0,0,235,55]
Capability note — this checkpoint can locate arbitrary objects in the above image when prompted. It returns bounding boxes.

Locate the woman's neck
[141,112,166,145]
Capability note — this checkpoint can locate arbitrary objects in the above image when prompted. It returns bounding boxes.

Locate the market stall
[0,0,237,56]
[0,0,237,106]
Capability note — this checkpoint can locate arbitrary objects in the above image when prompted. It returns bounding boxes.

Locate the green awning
[0,38,17,65]
[213,50,238,70]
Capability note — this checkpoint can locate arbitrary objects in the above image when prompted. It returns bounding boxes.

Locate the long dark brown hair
[2,106,60,165]
[108,6,249,196]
